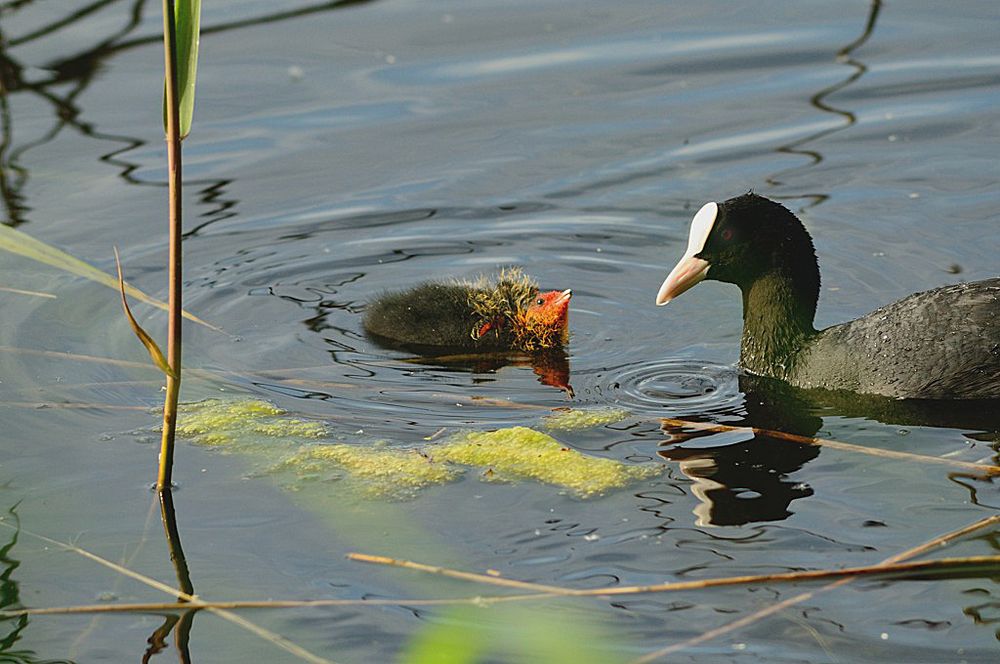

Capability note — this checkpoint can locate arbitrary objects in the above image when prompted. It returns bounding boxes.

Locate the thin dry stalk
[346,553,573,594]
[0,344,223,383]
[0,345,157,370]
[0,596,524,617]
[661,417,999,476]
[0,286,56,298]
[4,516,995,663]
[2,402,150,410]
[0,520,334,664]
[346,551,1000,598]
[13,379,165,391]
[216,610,335,664]
[583,555,1000,596]
[11,552,999,619]
[71,499,161,655]
[631,513,1000,663]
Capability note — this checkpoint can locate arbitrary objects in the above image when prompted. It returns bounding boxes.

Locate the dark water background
[1,0,998,661]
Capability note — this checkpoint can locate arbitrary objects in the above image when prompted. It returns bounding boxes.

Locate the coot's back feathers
[799,279,1000,399]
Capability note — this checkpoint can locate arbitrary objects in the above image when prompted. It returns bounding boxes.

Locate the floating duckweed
[436,427,659,497]
[542,407,631,431]
[176,398,327,446]
[284,444,461,498]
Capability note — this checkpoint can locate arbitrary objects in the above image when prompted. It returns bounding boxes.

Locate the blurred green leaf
[163,0,202,139]
[401,608,484,664]
[401,606,625,664]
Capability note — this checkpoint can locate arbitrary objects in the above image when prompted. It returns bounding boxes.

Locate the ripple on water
[598,358,746,419]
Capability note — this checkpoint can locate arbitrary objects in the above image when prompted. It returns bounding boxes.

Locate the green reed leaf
[163,0,202,139]
[114,247,176,378]
[0,223,217,330]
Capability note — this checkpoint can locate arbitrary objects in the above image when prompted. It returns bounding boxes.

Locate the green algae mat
[175,398,657,499]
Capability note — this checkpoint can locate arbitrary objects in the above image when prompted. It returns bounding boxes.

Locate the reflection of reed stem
[174,609,196,664]
[142,613,179,663]
[0,520,334,664]
[159,489,195,583]
[157,485,195,661]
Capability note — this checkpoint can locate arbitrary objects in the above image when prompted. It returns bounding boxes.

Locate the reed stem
[157,0,183,491]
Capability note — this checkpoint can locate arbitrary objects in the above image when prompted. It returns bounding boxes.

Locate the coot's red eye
[721,228,733,241]
[536,298,545,306]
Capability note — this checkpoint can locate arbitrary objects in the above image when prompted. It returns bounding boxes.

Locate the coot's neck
[738,269,818,379]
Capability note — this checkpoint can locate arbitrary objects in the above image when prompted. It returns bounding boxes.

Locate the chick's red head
[516,289,572,349]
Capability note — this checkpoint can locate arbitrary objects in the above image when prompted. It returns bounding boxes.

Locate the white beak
[656,201,717,306]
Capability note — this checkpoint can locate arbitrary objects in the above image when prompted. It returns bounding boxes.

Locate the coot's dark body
[799,280,1000,398]
[656,193,1000,399]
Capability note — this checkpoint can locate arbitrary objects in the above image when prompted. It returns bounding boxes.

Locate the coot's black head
[656,193,820,309]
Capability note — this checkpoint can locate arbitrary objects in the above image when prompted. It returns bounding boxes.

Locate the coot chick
[365,269,571,352]
[655,193,1000,399]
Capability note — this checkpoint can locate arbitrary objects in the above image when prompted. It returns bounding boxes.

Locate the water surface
[1,0,998,661]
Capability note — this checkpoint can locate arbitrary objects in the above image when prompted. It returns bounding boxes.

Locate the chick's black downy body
[364,271,571,353]
[364,282,507,350]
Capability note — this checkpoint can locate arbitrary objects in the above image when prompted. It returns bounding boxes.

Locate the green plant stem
[158,0,183,491]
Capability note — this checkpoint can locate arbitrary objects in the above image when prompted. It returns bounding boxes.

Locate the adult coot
[655,193,1000,399]
[364,269,571,352]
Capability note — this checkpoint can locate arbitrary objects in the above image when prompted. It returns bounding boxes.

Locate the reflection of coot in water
[660,375,822,526]
[656,194,1000,399]
[364,270,574,394]
[660,373,1000,526]
[660,441,817,527]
